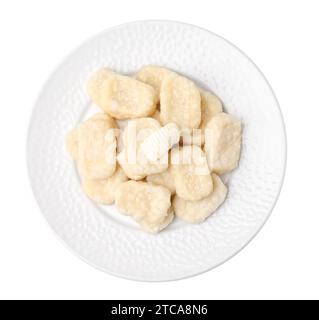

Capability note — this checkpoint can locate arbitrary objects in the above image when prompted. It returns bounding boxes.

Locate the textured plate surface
[27,21,286,281]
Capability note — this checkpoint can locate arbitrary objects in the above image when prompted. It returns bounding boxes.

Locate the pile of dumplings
[66,66,242,233]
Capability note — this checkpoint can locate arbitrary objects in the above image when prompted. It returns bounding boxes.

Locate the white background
[0,0,318,300]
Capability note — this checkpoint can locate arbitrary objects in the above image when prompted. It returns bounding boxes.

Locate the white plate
[27,21,286,281]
